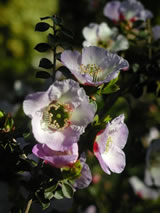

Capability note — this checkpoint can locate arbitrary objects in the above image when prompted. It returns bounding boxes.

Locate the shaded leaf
[40,16,50,21]
[39,58,53,69]
[57,66,73,79]
[51,15,63,25]
[34,43,51,52]
[53,190,64,199]
[44,192,54,200]
[35,22,50,32]
[62,183,74,199]
[36,71,51,79]
[55,52,62,61]
[102,84,120,94]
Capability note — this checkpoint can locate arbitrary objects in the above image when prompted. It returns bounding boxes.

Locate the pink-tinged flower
[61,46,129,86]
[82,22,129,52]
[129,176,160,200]
[152,26,160,41]
[144,139,160,187]
[93,114,128,174]
[74,154,92,189]
[104,0,153,23]
[32,143,78,168]
[23,79,96,151]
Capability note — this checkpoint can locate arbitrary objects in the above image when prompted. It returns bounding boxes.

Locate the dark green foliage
[35,22,50,32]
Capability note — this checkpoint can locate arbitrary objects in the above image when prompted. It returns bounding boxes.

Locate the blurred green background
[1,0,160,213]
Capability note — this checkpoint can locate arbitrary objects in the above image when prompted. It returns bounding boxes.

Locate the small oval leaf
[36,71,51,79]
[34,43,51,52]
[35,22,50,32]
[39,58,53,69]
[62,183,74,199]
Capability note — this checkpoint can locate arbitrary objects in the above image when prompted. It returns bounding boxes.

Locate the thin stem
[24,198,32,213]
[52,21,57,81]
[147,19,152,60]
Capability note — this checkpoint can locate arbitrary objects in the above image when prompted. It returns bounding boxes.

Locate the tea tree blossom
[93,114,128,174]
[23,79,96,151]
[144,139,160,187]
[82,22,129,52]
[152,26,160,41]
[32,143,78,168]
[129,176,160,200]
[61,46,129,86]
[103,0,153,23]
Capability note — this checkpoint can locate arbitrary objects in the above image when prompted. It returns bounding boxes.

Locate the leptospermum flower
[32,143,78,168]
[129,176,160,200]
[61,46,129,86]
[103,0,153,23]
[93,114,129,174]
[23,79,96,151]
[144,139,160,187]
[152,26,160,41]
[82,22,129,52]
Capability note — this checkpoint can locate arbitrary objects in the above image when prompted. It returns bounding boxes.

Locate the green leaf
[35,191,50,210]
[57,66,73,79]
[103,115,112,123]
[45,184,58,193]
[55,52,62,61]
[47,34,57,46]
[92,114,99,126]
[39,58,53,69]
[44,192,54,200]
[34,43,51,52]
[36,71,51,79]
[102,84,120,94]
[35,22,50,32]
[40,16,50,21]
[53,190,64,199]
[51,15,63,25]
[62,183,74,199]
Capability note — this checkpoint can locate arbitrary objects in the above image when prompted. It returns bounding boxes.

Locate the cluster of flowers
[23,46,129,187]
[82,0,154,52]
[129,128,160,200]
[24,1,156,188]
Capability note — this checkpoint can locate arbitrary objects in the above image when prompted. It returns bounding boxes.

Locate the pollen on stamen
[80,64,103,82]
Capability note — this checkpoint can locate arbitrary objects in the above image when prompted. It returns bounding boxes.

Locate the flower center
[97,39,113,49]
[43,102,72,130]
[105,136,112,152]
[80,64,103,82]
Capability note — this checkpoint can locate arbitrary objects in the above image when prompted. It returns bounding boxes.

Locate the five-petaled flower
[82,22,129,52]
[61,46,129,86]
[103,0,153,23]
[93,114,129,174]
[23,79,96,152]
